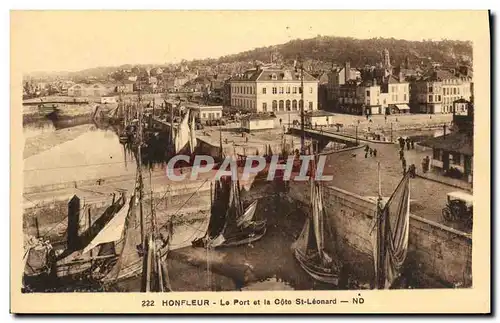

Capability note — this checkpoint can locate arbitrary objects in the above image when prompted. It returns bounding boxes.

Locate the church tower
[382,48,391,68]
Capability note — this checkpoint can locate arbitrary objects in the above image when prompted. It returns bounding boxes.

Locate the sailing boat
[291,150,342,285]
[371,171,411,289]
[192,178,265,249]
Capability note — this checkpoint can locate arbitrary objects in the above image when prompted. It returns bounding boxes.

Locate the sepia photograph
[10,10,490,314]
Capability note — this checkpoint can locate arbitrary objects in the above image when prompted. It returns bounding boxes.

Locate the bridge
[288,126,361,150]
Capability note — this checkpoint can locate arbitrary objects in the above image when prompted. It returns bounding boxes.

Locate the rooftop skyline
[12,11,479,73]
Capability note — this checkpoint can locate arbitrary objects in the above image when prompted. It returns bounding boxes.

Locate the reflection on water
[23,120,56,139]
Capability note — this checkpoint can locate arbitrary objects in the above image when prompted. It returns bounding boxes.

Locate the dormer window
[271,73,277,80]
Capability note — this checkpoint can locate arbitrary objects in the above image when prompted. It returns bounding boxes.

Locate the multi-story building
[337,75,410,115]
[326,61,361,105]
[410,70,472,114]
[230,67,319,113]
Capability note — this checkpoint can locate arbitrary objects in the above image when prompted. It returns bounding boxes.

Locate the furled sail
[193,179,264,248]
[102,194,142,283]
[291,179,339,285]
[371,173,411,289]
[82,197,130,254]
[174,111,191,154]
[189,111,197,154]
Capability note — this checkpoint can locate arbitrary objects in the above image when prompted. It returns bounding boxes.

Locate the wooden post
[34,217,40,238]
[67,195,81,250]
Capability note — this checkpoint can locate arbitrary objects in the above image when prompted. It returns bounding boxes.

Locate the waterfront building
[230,66,319,114]
[304,110,336,128]
[337,75,410,115]
[240,114,276,132]
[420,102,474,183]
[67,83,115,97]
[190,105,223,122]
[409,69,472,114]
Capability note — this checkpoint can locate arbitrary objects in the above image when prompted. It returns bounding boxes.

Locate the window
[366,90,370,96]
[433,149,441,161]
[262,102,267,112]
[299,87,303,94]
[272,87,277,94]
[437,95,441,101]
[293,87,297,94]
[429,86,433,93]
[309,87,313,94]
[453,88,457,95]
[286,100,291,111]
[286,87,291,94]
[442,88,446,94]
[292,100,298,111]
[272,100,278,111]
[262,87,267,94]
[429,95,433,102]
[202,113,206,118]
[308,102,313,110]
[279,100,284,111]
[279,87,284,94]
[457,88,460,95]
[450,152,461,165]
[404,94,407,101]
[299,100,304,109]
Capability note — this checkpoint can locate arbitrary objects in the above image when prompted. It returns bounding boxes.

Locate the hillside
[213,36,473,68]
[25,36,473,80]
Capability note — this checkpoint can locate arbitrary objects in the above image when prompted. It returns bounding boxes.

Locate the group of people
[364,145,377,158]
[398,136,415,151]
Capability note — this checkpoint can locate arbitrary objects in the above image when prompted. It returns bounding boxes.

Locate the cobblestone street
[322,141,471,233]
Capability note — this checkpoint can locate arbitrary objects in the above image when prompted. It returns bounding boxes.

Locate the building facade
[410,70,472,114]
[337,76,410,115]
[230,67,319,113]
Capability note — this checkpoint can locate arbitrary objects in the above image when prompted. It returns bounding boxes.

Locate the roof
[231,67,318,82]
[242,113,276,121]
[419,132,473,156]
[306,110,336,117]
[447,191,473,205]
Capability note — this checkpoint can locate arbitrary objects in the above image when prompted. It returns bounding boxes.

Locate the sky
[11,11,484,73]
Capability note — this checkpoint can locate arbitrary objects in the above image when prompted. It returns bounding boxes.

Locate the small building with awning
[388,104,411,114]
[419,132,473,183]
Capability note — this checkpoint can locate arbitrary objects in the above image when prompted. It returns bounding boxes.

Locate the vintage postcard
[10,10,490,314]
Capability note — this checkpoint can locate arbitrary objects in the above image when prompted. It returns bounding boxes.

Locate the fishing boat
[23,87,174,292]
[291,149,342,285]
[192,178,266,249]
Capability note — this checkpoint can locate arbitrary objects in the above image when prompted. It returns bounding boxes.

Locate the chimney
[373,78,377,86]
[345,61,351,81]
[399,71,404,82]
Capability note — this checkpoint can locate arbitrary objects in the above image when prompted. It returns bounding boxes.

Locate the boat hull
[293,249,339,286]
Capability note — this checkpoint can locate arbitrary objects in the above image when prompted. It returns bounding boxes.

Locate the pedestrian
[366,114,369,120]
[408,164,416,178]
[384,115,387,122]
[365,145,370,153]
[365,151,368,158]
[421,158,427,173]
[410,140,415,150]
[402,157,407,174]
[399,148,404,160]
[373,148,377,157]
[369,148,373,157]
[424,155,430,173]
[406,139,411,151]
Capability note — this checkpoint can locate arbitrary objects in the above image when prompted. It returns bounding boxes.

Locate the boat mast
[137,81,145,246]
